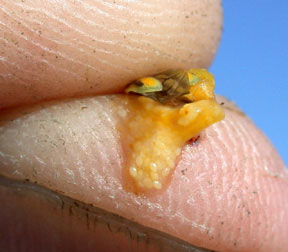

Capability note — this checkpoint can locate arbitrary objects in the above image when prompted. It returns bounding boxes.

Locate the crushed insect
[125,69,215,105]
[123,69,225,192]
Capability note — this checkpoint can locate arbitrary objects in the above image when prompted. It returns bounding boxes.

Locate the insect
[125,69,216,105]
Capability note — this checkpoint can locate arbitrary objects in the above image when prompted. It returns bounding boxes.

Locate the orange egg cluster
[125,96,224,191]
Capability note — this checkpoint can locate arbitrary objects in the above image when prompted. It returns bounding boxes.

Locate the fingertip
[1,95,287,251]
[0,0,222,109]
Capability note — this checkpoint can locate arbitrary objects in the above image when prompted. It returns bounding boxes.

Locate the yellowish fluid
[125,96,225,192]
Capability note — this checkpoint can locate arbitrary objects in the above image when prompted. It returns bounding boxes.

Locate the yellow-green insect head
[125,77,162,95]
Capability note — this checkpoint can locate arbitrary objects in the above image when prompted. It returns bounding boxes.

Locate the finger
[0,0,222,109]
[0,95,287,251]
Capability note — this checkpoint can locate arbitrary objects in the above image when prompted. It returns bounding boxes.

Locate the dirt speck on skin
[216,95,246,116]
[181,168,188,176]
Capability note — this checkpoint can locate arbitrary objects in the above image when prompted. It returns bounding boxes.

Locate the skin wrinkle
[202,134,225,230]
[0,37,47,81]
[9,4,137,55]
[4,1,206,59]
[246,122,283,247]
[96,0,178,18]
[224,121,239,173]
[224,119,252,243]
[5,14,107,75]
[0,38,84,91]
[75,1,182,28]
[1,5,123,83]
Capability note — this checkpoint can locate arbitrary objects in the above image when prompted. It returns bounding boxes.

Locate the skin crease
[0,1,287,252]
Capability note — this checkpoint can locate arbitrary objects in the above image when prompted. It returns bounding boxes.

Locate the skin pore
[0,1,288,251]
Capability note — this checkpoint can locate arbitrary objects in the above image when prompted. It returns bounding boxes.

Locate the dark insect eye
[134,81,144,87]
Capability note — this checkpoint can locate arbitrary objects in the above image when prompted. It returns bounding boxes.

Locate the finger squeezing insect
[125,69,215,105]
[123,69,224,193]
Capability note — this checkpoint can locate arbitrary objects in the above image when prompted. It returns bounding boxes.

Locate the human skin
[0,1,288,252]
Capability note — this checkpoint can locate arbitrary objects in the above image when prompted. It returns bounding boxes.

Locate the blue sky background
[210,0,288,166]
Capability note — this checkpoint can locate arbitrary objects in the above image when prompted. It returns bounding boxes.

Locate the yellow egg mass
[124,96,225,192]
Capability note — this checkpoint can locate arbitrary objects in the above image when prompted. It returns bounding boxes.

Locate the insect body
[125,69,215,105]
